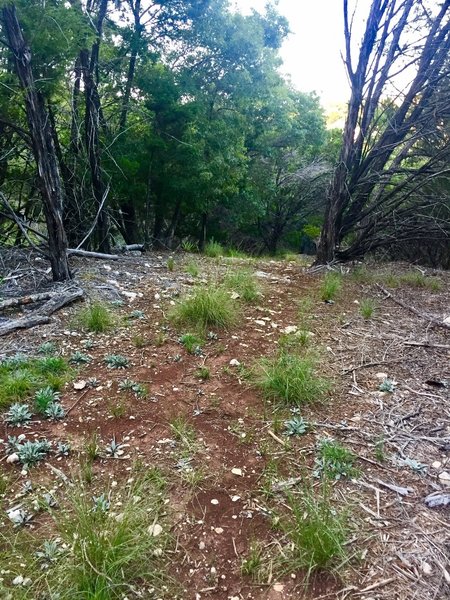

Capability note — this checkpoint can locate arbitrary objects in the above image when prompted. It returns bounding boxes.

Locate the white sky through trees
[235,0,369,106]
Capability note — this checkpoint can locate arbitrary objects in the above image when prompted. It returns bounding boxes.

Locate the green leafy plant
[17,439,51,468]
[170,285,237,331]
[314,438,359,480]
[179,333,203,355]
[284,416,309,436]
[34,386,60,413]
[104,354,129,369]
[4,403,33,426]
[255,352,329,406]
[181,239,198,253]
[196,366,210,380]
[127,310,145,320]
[38,341,57,355]
[118,379,147,396]
[105,438,125,458]
[69,351,91,365]
[320,272,343,302]
[44,402,66,421]
[74,302,115,333]
[379,378,395,392]
[56,441,71,456]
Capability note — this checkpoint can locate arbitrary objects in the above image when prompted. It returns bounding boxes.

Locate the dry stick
[66,388,91,415]
[0,291,55,311]
[0,315,51,336]
[342,359,403,375]
[67,248,120,260]
[377,284,450,330]
[267,429,287,446]
[404,341,450,350]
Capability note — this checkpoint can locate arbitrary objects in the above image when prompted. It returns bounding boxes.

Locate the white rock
[148,523,163,537]
[422,562,433,575]
[229,359,240,367]
[438,471,450,486]
[230,292,240,300]
[12,576,24,586]
[214,527,224,534]
[432,461,442,469]
[6,453,19,464]
[375,372,388,379]
[231,495,240,502]
[210,499,219,505]
[443,316,450,326]
[282,325,298,334]
[231,468,243,476]
[199,541,206,550]
[73,380,86,390]
[273,583,284,593]
[254,319,266,326]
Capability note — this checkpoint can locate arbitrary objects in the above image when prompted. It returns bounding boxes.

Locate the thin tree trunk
[2,5,71,281]
[119,0,141,130]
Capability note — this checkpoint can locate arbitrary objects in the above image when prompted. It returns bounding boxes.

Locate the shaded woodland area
[0,0,449,282]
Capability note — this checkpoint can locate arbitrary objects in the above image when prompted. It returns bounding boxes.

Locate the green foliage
[223,269,260,302]
[379,378,395,392]
[74,303,115,333]
[104,355,129,369]
[196,366,210,380]
[320,272,343,302]
[204,240,224,258]
[167,257,175,271]
[170,285,237,331]
[359,298,377,319]
[284,416,309,436]
[34,386,60,414]
[69,351,91,365]
[314,439,359,480]
[44,402,66,421]
[0,355,70,409]
[185,260,200,277]
[4,403,33,426]
[179,333,203,355]
[255,352,329,406]
[280,484,349,571]
[241,541,263,579]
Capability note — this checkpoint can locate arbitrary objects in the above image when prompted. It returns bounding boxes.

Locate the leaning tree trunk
[2,4,71,281]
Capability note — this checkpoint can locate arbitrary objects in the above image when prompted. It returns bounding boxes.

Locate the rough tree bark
[1,4,71,281]
[80,0,111,253]
[316,0,450,264]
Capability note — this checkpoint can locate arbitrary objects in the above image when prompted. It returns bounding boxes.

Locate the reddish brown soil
[1,254,449,600]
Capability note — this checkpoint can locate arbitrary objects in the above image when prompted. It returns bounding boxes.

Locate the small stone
[199,541,206,550]
[230,292,240,300]
[438,471,450,486]
[443,316,450,326]
[12,576,24,586]
[214,527,224,534]
[73,380,86,390]
[231,495,240,502]
[210,499,219,505]
[432,461,442,469]
[6,453,19,464]
[282,325,298,334]
[210,567,217,576]
[422,562,433,575]
[375,372,388,379]
[273,583,284,593]
[229,359,240,367]
[231,468,243,476]
[254,319,266,326]
[148,523,163,537]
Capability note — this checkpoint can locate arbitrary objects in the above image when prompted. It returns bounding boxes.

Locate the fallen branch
[0,314,51,336]
[0,291,55,311]
[0,287,84,336]
[424,491,450,509]
[67,249,120,260]
[404,340,450,350]
[377,284,450,329]
[373,478,415,496]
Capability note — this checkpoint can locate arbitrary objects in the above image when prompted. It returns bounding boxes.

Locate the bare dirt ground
[1,251,449,600]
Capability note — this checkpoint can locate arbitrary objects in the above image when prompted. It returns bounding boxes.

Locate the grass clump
[359,298,377,319]
[223,269,260,303]
[179,333,203,355]
[204,239,224,258]
[34,386,60,414]
[320,272,343,302]
[280,484,349,571]
[314,438,359,480]
[255,352,329,407]
[170,285,237,331]
[0,356,70,409]
[241,541,263,579]
[400,271,442,291]
[185,260,199,277]
[74,302,115,333]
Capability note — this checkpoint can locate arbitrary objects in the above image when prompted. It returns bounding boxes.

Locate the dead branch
[0,314,51,336]
[376,284,450,329]
[0,291,55,311]
[67,249,119,260]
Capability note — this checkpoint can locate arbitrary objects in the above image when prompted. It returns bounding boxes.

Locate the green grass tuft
[359,298,377,319]
[320,272,343,302]
[254,352,329,406]
[170,285,237,331]
[74,302,115,333]
[223,269,260,303]
[203,240,224,258]
[185,260,199,277]
[314,438,359,480]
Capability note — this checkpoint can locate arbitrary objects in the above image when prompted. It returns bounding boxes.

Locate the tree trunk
[165,199,182,249]
[2,5,71,281]
[119,0,141,130]
[80,0,110,253]
[199,212,208,250]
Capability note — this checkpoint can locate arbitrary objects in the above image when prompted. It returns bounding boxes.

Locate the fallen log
[0,287,84,336]
[67,249,120,260]
[0,315,51,336]
[0,291,55,312]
